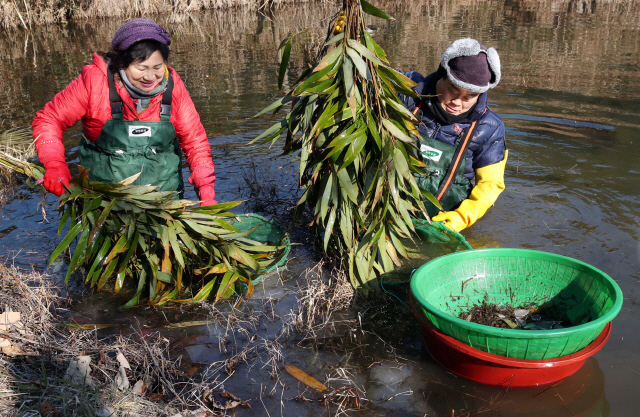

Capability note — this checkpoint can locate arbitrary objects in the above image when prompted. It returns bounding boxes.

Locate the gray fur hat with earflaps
[440,38,501,94]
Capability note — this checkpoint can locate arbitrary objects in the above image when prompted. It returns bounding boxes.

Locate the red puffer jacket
[32,52,216,201]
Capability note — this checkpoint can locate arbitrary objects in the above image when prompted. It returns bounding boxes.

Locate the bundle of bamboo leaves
[1,133,287,306]
[253,0,437,289]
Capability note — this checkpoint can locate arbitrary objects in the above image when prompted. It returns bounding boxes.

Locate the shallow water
[1,0,640,415]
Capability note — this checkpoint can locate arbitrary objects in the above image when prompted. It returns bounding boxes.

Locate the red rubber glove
[198,184,217,206]
[42,161,72,196]
[188,164,217,206]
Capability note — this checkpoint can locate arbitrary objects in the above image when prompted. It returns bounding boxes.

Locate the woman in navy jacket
[399,38,508,232]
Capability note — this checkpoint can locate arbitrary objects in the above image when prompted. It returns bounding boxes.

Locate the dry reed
[290,261,355,340]
[0,0,329,30]
[0,263,216,416]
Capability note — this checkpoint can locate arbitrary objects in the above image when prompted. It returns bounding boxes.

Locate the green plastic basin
[410,248,622,359]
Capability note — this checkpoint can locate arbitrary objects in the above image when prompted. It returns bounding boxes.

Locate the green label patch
[420,144,443,162]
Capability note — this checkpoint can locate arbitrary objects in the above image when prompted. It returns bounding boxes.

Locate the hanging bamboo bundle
[1,132,287,306]
[253,0,438,289]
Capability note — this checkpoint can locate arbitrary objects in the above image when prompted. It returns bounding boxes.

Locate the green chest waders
[78,69,184,196]
[413,104,479,218]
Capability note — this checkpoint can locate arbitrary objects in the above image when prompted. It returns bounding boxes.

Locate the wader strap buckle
[160,104,171,117]
[160,72,174,120]
[107,68,123,118]
[435,119,479,203]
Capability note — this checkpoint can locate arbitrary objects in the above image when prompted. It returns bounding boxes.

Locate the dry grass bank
[0,0,329,31]
[0,263,219,416]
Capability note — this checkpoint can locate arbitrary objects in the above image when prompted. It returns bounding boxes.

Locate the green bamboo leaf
[295,62,340,95]
[254,95,297,118]
[342,134,367,167]
[149,274,158,301]
[278,37,292,90]
[326,32,344,45]
[388,231,408,259]
[378,66,418,90]
[398,200,415,234]
[104,233,128,265]
[49,222,83,264]
[87,238,112,286]
[347,39,384,66]
[323,208,336,251]
[343,55,354,96]
[124,267,147,307]
[216,271,238,301]
[167,223,185,269]
[363,30,388,63]
[192,277,217,301]
[361,0,395,20]
[157,271,173,283]
[310,100,339,138]
[83,197,103,215]
[346,47,371,80]
[320,172,333,223]
[313,45,343,73]
[421,189,443,211]
[228,245,260,271]
[382,118,415,143]
[64,227,91,283]
[393,147,411,180]
[251,119,287,144]
[385,97,419,122]
[97,257,118,291]
[114,230,139,293]
[304,78,335,94]
[58,204,72,237]
[337,168,358,203]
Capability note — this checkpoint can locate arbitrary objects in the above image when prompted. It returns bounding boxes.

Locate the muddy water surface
[1,0,640,415]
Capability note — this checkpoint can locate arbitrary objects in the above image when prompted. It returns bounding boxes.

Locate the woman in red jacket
[33,19,216,205]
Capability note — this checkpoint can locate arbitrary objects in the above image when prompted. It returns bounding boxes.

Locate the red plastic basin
[412,301,612,388]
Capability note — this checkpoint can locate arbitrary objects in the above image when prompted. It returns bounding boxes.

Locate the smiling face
[435,77,480,115]
[123,50,165,92]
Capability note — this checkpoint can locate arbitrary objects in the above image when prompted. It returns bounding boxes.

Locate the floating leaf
[285,365,329,392]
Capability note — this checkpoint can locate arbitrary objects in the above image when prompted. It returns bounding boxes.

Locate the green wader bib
[415,119,479,218]
[79,69,184,196]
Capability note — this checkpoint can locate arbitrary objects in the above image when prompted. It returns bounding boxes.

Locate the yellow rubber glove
[432,150,508,232]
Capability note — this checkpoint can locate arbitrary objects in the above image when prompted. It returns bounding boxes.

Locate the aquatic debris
[115,350,131,390]
[253,0,429,288]
[39,402,63,417]
[64,323,115,330]
[165,320,217,328]
[203,390,252,410]
[458,298,569,330]
[64,355,96,388]
[285,364,329,392]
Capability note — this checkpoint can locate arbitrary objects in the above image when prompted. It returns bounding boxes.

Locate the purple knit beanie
[111,19,171,52]
[440,38,501,93]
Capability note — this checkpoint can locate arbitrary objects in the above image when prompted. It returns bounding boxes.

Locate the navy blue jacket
[398,71,506,180]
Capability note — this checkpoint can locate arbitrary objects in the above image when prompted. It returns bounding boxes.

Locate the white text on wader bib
[129,126,152,137]
[421,144,443,162]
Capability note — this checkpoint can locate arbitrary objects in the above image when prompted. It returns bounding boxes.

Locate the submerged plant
[253,0,434,288]
[1,134,287,306]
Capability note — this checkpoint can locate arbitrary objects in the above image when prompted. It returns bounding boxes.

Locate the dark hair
[110,40,170,71]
